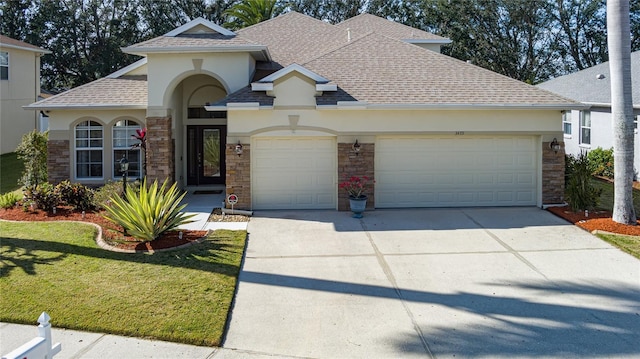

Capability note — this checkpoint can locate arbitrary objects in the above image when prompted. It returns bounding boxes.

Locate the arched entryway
[169,74,228,188]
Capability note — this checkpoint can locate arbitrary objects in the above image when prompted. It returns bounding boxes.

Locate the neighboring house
[27,12,580,210]
[0,35,50,154]
[537,51,640,171]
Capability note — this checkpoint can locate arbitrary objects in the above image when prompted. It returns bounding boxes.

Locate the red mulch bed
[0,206,207,251]
[547,205,640,236]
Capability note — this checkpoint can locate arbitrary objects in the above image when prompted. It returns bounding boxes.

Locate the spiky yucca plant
[104,178,195,241]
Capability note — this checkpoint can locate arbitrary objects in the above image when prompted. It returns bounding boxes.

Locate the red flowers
[131,128,146,151]
[339,176,373,199]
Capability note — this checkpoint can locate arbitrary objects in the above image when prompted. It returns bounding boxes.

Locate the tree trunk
[608,0,636,224]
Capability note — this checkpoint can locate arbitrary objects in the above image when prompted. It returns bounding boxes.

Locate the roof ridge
[237,11,335,33]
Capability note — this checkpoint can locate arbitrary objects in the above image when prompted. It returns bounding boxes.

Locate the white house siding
[563,108,640,175]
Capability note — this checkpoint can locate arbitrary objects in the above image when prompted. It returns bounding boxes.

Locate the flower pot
[349,195,368,218]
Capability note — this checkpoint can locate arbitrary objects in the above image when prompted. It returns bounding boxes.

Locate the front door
[187,125,226,185]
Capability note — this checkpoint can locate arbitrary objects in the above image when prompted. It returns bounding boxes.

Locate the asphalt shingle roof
[537,51,640,106]
[0,34,49,53]
[123,33,260,51]
[336,13,449,42]
[27,76,147,108]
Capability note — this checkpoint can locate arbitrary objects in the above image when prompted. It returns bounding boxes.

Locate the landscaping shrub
[55,180,96,211]
[565,152,602,212]
[92,181,124,209]
[24,183,60,212]
[0,192,20,209]
[103,178,195,241]
[15,130,48,188]
[587,147,614,178]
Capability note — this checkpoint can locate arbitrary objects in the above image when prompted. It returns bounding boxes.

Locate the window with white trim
[562,111,572,135]
[579,110,591,145]
[112,119,142,179]
[0,51,8,80]
[75,121,103,178]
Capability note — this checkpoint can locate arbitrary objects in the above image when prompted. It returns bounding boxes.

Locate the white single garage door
[376,136,538,208]
[252,137,337,210]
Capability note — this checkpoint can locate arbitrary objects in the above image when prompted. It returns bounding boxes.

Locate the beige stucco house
[27,12,580,210]
[0,35,50,154]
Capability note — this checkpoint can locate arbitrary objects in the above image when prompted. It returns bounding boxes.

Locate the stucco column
[542,140,565,204]
[225,143,251,210]
[337,142,375,211]
[146,117,174,183]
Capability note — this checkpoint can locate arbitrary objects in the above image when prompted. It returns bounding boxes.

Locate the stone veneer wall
[225,143,251,210]
[542,141,565,204]
[145,117,174,183]
[47,140,70,184]
[337,142,375,211]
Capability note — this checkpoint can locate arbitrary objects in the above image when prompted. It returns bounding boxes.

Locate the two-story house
[0,35,50,154]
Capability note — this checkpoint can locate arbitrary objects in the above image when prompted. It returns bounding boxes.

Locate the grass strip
[595,233,640,260]
[0,221,246,346]
[0,152,23,194]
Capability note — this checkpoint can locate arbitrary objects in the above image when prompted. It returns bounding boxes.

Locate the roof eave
[405,39,452,44]
[121,45,271,61]
[0,43,51,54]
[23,104,148,111]
[316,103,588,110]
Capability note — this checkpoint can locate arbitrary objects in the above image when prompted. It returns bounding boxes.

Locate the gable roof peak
[164,17,235,37]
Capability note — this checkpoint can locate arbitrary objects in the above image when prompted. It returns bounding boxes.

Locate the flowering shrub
[339,176,373,199]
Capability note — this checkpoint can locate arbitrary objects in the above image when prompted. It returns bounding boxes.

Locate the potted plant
[339,176,372,218]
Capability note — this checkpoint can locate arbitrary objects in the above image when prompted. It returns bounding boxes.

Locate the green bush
[92,181,124,209]
[103,178,195,241]
[15,130,48,188]
[0,192,20,209]
[565,152,602,212]
[24,183,60,212]
[55,180,96,211]
[587,147,614,178]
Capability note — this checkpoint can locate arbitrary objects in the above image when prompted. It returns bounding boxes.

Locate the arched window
[75,120,103,179]
[113,119,142,179]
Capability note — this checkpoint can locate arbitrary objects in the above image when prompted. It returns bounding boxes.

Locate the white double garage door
[252,136,538,210]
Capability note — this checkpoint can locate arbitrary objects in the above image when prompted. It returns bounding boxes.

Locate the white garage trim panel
[376,136,538,208]
[252,137,337,210]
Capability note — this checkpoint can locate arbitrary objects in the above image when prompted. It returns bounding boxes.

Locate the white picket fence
[2,312,61,359]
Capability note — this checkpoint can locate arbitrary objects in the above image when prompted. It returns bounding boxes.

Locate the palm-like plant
[103,178,195,242]
[224,0,281,29]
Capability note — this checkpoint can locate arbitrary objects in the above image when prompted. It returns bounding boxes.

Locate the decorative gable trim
[164,17,235,37]
[107,58,147,78]
[259,63,330,84]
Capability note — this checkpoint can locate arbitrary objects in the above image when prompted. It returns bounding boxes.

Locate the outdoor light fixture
[120,155,129,196]
[352,139,361,155]
[549,138,560,154]
[235,142,244,156]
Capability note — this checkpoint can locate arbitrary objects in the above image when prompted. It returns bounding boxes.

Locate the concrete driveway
[223,207,640,359]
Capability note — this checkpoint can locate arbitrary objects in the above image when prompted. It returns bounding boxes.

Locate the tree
[224,0,283,29]
[608,0,636,224]
[554,0,608,72]
[16,130,48,188]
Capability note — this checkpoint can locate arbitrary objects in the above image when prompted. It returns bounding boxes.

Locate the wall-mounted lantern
[119,155,129,196]
[235,142,244,156]
[549,138,560,154]
[352,139,361,155]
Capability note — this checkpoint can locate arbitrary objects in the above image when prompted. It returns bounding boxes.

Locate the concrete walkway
[224,207,640,358]
[178,191,248,231]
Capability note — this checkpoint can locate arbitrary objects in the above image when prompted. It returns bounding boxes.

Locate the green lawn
[0,152,23,194]
[595,233,640,259]
[588,178,640,259]
[591,177,640,215]
[0,221,246,346]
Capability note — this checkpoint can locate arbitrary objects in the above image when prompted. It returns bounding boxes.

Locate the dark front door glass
[187,126,226,185]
